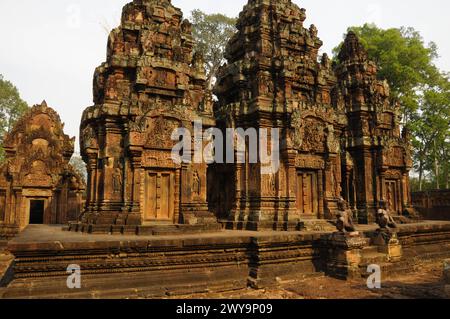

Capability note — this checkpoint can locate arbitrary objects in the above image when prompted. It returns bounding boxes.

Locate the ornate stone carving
[192,170,201,196]
[335,31,413,223]
[74,0,414,232]
[377,201,398,230]
[336,199,357,234]
[326,125,340,154]
[78,0,217,232]
[0,102,85,232]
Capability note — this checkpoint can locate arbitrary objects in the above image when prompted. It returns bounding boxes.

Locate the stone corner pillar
[325,232,370,279]
[444,259,450,298]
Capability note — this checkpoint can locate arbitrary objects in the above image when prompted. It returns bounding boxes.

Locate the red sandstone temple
[68,0,414,234]
[0,0,414,236]
[3,0,450,300]
[0,102,85,238]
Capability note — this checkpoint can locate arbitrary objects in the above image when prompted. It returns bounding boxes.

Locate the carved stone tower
[78,0,218,233]
[213,0,347,230]
[335,32,413,223]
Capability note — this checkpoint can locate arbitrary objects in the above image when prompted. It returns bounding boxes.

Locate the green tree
[190,10,236,90]
[0,74,29,161]
[410,82,449,190]
[419,77,450,189]
[333,24,441,123]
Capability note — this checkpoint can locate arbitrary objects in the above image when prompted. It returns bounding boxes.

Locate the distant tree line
[0,74,29,162]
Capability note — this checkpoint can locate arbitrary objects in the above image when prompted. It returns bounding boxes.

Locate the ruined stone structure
[75,0,413,234]
[1,0,450,300]
[214,0,345,230]
[213,0,413,228]
[335,32,414,223]
[0,102,85,238]
[78,0,218,233]
[412,190,450,220]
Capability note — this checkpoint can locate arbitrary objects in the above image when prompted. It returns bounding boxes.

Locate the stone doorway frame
[296,169,321,219]
[143,168,176,224]
[25,196,50,226]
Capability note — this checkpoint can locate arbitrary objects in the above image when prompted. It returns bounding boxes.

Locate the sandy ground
[175,262,449,299]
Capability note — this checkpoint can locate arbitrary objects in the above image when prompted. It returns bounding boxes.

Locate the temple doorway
[386,180,400,215]
[296,171,319,217]
[144,170,175,222]
[29,199,45,224]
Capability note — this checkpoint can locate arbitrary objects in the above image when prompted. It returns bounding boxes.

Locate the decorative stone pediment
[0,101,85,230]
[144,115,182,149]
[290,107,340,154]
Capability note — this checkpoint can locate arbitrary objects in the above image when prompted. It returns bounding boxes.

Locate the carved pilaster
[129,147,143,214]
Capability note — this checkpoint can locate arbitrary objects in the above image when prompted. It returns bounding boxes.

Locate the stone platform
[1,222,450,299]
[0,225,19,240]
[67,221,223,236]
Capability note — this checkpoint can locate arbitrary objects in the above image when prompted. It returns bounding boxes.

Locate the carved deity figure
[326,124,339,154]
[321,53,330,69]
[192,171,201,196]
[336,199,357,234]
[309,24,318,38]
[192,51,205,74]
[376,201,398,229]
[299,8,307,23]
[113,162,123,194]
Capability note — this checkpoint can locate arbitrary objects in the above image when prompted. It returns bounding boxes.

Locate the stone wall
[2,222,450,298]
[412,190,450,220]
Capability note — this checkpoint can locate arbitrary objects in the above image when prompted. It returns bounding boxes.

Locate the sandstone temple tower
[213,0,347,230]
[335,32,413,223]
[78,0,218,233]
[76,0,413,233]
[0,102,85,238]
[213,0,413,228]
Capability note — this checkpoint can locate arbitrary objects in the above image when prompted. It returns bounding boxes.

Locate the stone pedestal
[444,259,450,298]
[0,250,14,287]
[326,232,370,279]
[0,224,19,240]
[372,230,403,262]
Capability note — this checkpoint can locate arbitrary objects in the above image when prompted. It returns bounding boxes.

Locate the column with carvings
[128,146,143,225]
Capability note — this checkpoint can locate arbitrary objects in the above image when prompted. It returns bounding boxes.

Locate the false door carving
[144,170,175,222]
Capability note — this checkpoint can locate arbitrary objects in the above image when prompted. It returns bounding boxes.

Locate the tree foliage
[70,154,87,184]
[0,74,29,161]
[410,78,450,190]
[333,24,441,122]
[190,10,236,90]
[334,24,449,190]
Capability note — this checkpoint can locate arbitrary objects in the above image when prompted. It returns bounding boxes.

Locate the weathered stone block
[325,232,370,279]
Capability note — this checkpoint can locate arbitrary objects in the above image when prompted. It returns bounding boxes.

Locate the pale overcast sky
[0,0,449,151]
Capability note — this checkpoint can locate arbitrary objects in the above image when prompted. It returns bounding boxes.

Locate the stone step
[68,222,223,236]
[300,219,336,232]
[0,253,14,288]
[362,246,380,255]
[361,252,389,265]
[0,240,7,250]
